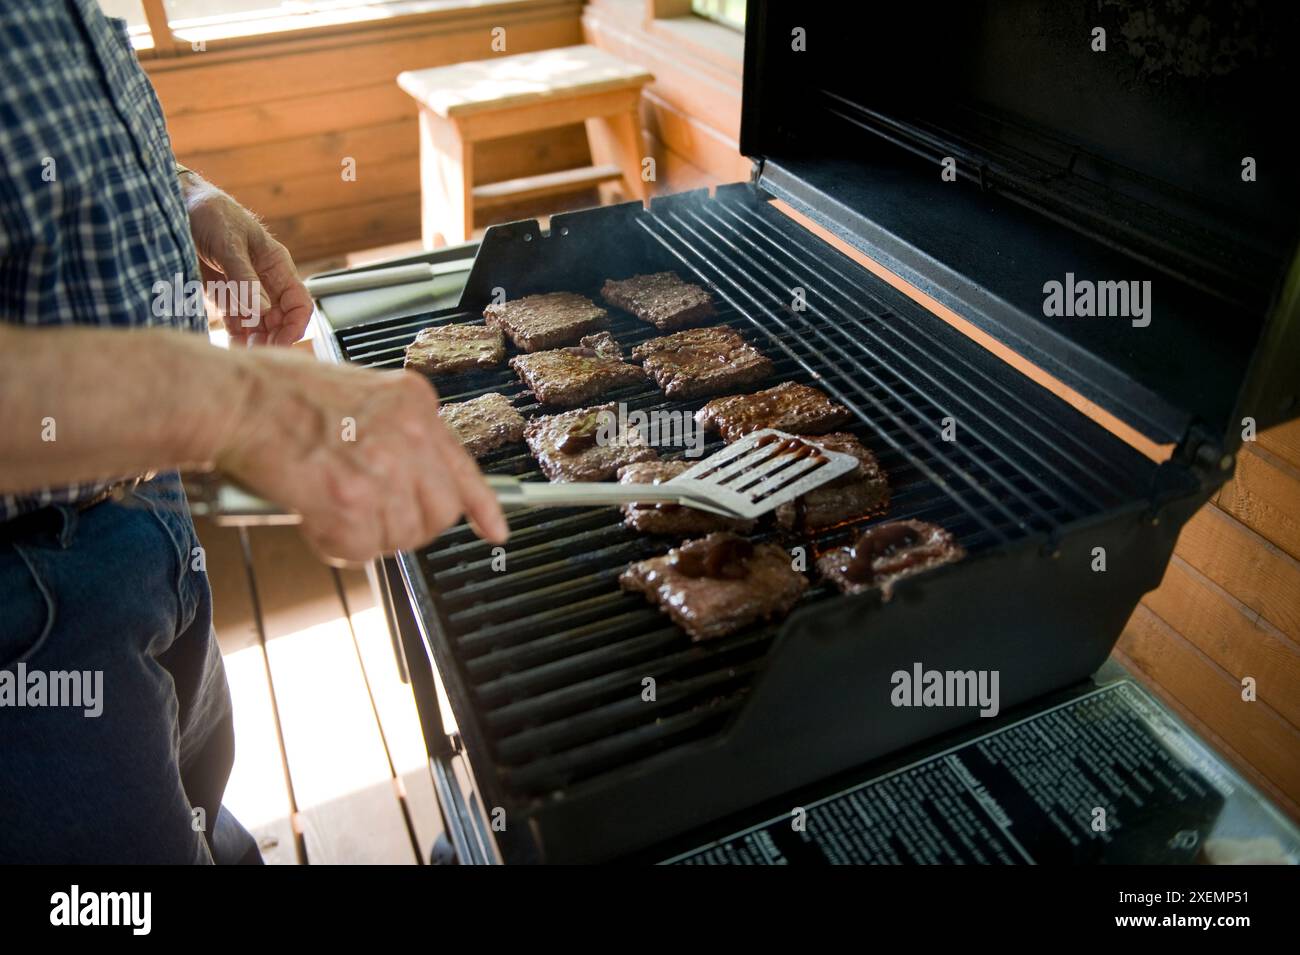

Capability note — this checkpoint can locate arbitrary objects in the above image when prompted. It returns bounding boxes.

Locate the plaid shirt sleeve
[1,0,207,521]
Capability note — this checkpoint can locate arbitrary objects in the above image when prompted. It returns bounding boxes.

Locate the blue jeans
[0,472,260,863]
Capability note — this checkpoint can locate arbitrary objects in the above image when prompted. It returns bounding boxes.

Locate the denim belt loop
[52,503,80,549]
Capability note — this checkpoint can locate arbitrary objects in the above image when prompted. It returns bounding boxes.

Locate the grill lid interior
[740,0,1300,453]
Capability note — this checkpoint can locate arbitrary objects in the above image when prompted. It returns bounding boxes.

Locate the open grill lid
[740,0,1300,455]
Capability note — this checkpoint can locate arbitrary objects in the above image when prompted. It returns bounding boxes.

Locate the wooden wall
[582,0,751,193]
[141,1,589,263]
[1116,419,1300,821]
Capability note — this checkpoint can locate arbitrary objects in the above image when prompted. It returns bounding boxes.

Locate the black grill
[334,189,1158,820]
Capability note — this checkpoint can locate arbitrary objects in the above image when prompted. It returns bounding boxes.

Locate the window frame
[132,0,557,59]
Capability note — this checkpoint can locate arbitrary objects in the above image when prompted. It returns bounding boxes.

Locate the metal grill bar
[701,200,1137,504]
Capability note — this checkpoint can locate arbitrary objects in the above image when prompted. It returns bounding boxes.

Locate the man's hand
[0,324,508,564]
[180,171,313,348]
[215,347,508,563]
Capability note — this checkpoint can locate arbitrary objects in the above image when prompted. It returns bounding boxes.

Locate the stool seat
[398,44,653,119]
[398,45,654,248]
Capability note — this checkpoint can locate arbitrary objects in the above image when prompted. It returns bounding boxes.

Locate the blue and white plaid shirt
[1,0,205,521]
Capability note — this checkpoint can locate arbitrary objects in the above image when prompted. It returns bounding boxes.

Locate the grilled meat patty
[601,271,715,330]
[438,392,526,459]
[817,520,964,599]
[617,459,755,537]
[620,532,808,641]
[773,432,890,532]
[403,323,505,376]
[632,325,774,399]
[525,403,658,482]
[483,291,606,352]
[509,332,645,407]
[696,381,851,441]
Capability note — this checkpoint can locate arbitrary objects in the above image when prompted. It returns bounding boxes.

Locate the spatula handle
[486,474,687,509]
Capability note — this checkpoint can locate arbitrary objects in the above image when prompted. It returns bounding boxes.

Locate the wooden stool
[398,44,654,248]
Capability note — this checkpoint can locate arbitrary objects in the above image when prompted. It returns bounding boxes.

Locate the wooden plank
[192,518,297,865]
[1172,503,1300,643]
[1218,444,1300,562]
[148,16,581,115]
[224,158,421,222]
[1140,555,1300,729]
[473,162,622,207]
[1257,417,1300,473]
[165,82,415,156]
[640,88,748,182]
[1111,646,1300,823]
[336,567,446,864]
[179,119,417,191]
[583,1,744,138]
[1116,604,1300,805]
[245,526,416,865]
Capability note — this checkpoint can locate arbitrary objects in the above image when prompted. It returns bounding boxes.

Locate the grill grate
[334,195,1155,804]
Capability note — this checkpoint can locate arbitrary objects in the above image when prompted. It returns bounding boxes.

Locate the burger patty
[617,459,755,537]
[631,325,774,399]
[509,332,645,407]
[696,381,851,441]
[438,392,526,459]
[619,533,808,641]
[817,520,964,599]
[525,403,658,482]
[772,432,890,532]
[403,323,505,376]
[601,272,715,330]
[483,291,606,352]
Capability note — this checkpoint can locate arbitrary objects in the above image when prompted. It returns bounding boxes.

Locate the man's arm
[0,324,508,561]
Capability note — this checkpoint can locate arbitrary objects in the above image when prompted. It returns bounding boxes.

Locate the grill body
[326,186,1214,862]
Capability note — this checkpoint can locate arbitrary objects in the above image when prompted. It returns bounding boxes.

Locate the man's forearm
[0,324,248,493]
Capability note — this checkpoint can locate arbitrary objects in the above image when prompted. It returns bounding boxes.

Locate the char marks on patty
[632,325,774,399]
[617,459,755,537]
[619,532,808,641]
[509,332,645,407]
[524,403,658,482]
[438,392,526,459]
[772,432,890,532]
[696,381,851,441]
[403,323,505,376]
[601,272,716,330]
[483,291,606,352]
[817,520,964,599]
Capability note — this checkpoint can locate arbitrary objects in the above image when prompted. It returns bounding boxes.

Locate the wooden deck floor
[198,517,443,865]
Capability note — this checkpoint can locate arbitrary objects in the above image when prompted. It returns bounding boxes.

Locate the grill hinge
[1144,425,1232,522]
[1178,425,1234,483]
[749,157,765,185]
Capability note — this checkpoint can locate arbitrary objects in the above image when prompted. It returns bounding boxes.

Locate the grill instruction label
[666,682,1235,865]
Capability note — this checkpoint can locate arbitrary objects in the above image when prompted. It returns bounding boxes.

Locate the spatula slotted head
[669,429,861,518]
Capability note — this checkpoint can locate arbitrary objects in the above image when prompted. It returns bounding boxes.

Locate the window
[691,0,745,31]
[96,0,536,53]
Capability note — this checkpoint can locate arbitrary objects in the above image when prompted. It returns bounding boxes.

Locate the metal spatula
[164,428,858,525]
[487,429,860,520]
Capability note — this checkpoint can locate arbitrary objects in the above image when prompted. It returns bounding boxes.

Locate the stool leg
[585,110,649,205]
[418,110,474,248]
